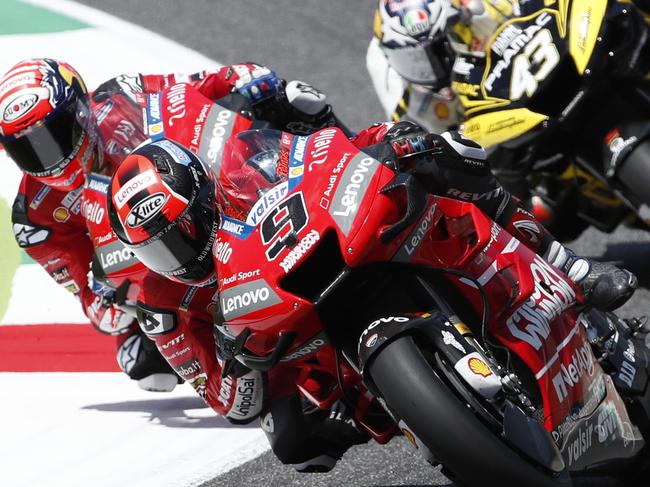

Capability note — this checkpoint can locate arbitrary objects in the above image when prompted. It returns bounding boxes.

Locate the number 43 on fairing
[510,28,560,100]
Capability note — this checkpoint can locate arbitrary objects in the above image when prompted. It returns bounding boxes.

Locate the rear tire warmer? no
[367,335,572,487]
[616,138,650,208]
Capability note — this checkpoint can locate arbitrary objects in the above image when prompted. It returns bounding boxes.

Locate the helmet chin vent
[153,154,170,174]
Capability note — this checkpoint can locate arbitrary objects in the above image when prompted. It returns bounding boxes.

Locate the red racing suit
[10,65,297,413]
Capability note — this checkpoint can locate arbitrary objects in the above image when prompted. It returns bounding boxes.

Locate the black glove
[252,79,343,135]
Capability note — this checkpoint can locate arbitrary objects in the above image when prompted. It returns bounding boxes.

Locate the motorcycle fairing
[462,107,549,148]
[390,196,636,449]
[554,373,643,470]
[214,128,410,356]
[568,0,608,74]
[391,196,645,468]
[209,123,649,471]
[392,198,579,423]
[153,82,255,177]
[455,1,609,147]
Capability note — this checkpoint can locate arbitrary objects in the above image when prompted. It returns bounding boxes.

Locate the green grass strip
[0,0,89,35]
[0,198,21,321]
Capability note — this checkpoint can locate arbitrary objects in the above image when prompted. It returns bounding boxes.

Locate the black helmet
[108,138,218,286]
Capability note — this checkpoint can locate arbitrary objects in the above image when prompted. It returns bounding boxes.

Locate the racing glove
[235,65,283,103]
[381,120,437,158]
[240,71,340,135]
[85,271,135,336]
[282,80,339,134]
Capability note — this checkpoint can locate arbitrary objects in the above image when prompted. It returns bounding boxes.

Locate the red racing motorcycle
[213,127,650,486]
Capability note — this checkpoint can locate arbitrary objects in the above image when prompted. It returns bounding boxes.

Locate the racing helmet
[108,139,218,287]
[375,0,458,88]
[0,58,97,190]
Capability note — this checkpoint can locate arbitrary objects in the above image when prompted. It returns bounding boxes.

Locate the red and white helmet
[375,0,458,87]
[0,58,96,190]
[108,139,218,287]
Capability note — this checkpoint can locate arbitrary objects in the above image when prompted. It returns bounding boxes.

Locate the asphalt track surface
[74,1,650,485]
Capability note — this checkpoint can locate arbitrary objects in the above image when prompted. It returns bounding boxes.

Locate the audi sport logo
[126,192,168,227]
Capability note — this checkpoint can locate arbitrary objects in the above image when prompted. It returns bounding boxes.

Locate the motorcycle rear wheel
[367,335,572,487]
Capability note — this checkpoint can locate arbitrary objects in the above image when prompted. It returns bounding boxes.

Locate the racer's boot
[291,399,369,473]
[545,242,638,311]
[262,394,369,473]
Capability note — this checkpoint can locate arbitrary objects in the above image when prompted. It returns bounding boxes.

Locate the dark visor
[1,102,83,176]
[126,193,217,284]
[384,32,452,89]
[424,31,453,90]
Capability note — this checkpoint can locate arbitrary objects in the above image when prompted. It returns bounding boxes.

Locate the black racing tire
[367,335,572,487]
[617,139,650,208]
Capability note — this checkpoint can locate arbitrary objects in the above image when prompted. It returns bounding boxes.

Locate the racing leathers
[10,63,334,391]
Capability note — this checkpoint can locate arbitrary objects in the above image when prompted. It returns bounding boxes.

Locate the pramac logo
[126,192,169,228]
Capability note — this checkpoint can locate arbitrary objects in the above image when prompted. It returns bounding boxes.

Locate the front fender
[357,310,470,374]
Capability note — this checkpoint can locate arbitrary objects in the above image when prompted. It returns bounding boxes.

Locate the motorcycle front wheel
[367,335,572,487]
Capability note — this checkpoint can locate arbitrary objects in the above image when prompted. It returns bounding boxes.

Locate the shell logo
[149,122,163,135]
[468,357,492,378]
[434,102,450,120]
[53,206,70,223]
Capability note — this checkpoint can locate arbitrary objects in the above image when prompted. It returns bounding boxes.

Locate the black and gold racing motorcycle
[451,0,650,241]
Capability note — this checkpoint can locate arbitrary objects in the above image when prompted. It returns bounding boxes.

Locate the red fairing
[211,125,604,441]
[396,198,598,431]
[349,122,392,147]
[214,128,404,356]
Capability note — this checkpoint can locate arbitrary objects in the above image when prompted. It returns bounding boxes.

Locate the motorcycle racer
[106,119,637,470]
[368,0,650,231]
[367,0,650,133]
[0,58,336,391]
[367,0,467,133]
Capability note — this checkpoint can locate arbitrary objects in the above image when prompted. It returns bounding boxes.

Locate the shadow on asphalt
[82,396,258,429]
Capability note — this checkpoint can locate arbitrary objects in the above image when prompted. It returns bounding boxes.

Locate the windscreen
[216,129,291,223]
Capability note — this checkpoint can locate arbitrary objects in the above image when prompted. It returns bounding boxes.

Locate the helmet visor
[0,101,84,176]
[384,33,452,88]
[127,190,217,284]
